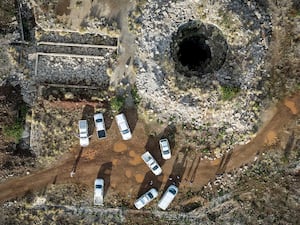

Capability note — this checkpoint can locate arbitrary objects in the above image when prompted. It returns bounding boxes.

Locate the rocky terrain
[0,0,299,224]
[133,0,271,157]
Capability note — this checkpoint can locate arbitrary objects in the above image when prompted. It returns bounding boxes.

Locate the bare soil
[0,91,299,207]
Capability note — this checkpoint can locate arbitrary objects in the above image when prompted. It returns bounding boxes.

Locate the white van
[115,113,132,140]
[158,184,178,210]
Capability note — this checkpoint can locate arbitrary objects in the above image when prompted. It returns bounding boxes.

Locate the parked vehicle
[78,120,89,147]
[94,178,104,206]
[159,138,171,159]
[158,184,178,210]
[141,151,162,175]
[94,113,106,139]
[115,113,132,140]
[134,188,158,209]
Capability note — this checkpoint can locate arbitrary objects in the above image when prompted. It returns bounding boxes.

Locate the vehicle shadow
[81,104,95,137]
[216,150,233,175]
[103,111,114,130]
[124,107,138,134]
[97,162,112,197]
[137,171,163,197]
[145,124,177,165]
[163,148,189,191]
[137,124,177,196]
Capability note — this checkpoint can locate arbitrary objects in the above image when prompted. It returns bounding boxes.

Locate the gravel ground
[37,30,118,46]
[35,55,112,86]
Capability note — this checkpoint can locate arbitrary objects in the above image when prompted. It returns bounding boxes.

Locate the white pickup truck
[141,151,162,175]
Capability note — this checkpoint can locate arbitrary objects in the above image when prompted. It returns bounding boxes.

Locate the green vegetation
[131,86,141,105]
[220,86,240,101]
[201,148,210,154]
[3,104,28,142]
[110,96,125,113]
[3,123,23,141]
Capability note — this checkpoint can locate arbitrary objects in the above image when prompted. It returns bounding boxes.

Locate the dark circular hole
[171,20,228,78]
[178,35,211,71]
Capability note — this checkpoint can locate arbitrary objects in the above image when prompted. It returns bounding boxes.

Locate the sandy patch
[210,158,221,166]
[264,131,278,146]
[112,159,120,166]
[284,99,298,114]
[125,170,132,178]
[113,141,128,152]
[128,150,143,165]
[134,174,144,183]
[110,181,116,189]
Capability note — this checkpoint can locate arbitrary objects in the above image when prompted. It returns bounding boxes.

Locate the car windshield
[96,185,102,189]
[163,150,170,154]
[122,129,129,134]
[169,188,177,195]
[96,118,102,123]
[80,131,87,137]
[162,142,168,147]
[148,192,154,199]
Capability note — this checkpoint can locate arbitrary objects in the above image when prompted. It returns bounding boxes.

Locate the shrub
[131,86,141,105]
[110,96,125,113]
[220,86,240,101]
[3,104,28,142]
[3,123,23,141]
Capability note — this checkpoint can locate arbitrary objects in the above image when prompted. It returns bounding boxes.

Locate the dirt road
[0,92,299,205]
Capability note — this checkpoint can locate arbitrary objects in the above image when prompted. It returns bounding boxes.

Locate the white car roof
[115,113,132,140]
[158,185,178,210]
[134,188,158,209]
[115,113,126,123]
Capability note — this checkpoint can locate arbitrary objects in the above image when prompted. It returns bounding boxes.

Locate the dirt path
[0,92,299,204]
[225,93,300,171]
[110,0,136,87]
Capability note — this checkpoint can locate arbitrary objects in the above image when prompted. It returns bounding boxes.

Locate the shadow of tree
[163,148,189,191]
[70,147,84,176]
[97,162,112,197]
[137,171,163,197]
[216,150,233,175]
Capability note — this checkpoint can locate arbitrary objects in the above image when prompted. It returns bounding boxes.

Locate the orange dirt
[264,130,278,146]
[284,99,298,114]
[0,92,299,205]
